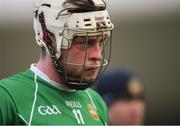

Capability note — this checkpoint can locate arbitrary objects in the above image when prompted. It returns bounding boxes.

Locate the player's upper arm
[0,85,18,124]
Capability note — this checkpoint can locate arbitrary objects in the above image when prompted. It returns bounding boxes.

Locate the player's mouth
[85,67,99,75]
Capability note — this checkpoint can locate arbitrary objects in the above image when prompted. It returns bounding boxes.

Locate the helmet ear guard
[33,0,114,90]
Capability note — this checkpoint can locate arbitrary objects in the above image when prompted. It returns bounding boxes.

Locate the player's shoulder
[0,69,35,105]
[85,88,108,122]
[85,88,105,103]
[0,69,33,91]
[86,88,100,96]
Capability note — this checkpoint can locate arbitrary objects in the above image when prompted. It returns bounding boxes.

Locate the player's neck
[36,55,64,84]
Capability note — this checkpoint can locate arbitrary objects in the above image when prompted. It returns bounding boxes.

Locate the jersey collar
[30,64,76,92]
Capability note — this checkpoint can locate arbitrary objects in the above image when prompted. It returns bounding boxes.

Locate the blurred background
[0,0,180,124]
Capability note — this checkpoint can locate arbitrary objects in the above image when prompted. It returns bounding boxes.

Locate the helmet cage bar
[63,38,70,83]
[64,59,108,67]
[80,32,89,84]
[95,30,112,82]
[91,30,112,87]
[93,30,105,83]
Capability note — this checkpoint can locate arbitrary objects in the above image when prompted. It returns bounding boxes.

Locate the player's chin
[83,73,97,81]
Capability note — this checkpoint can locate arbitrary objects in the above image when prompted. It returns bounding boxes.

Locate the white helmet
[33,0,114,90]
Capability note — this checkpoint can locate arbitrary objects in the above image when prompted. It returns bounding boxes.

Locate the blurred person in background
[0,0,114,125]
[95,68,145,125]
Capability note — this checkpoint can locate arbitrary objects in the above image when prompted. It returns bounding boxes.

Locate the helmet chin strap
[39,12,95,90]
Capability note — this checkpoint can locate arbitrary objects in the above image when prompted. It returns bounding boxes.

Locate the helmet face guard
[34,0,114,90]
[60,29,113,90]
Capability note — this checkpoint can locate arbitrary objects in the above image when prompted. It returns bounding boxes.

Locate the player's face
[61,35,105,81]
[109,99,145,125]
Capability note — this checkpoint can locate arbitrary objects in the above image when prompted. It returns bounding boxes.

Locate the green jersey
[0,65,108,125]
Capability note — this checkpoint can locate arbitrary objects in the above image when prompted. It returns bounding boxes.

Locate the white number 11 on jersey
[72,109,85,124]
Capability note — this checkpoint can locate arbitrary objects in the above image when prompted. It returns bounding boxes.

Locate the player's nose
[88,41,102,61]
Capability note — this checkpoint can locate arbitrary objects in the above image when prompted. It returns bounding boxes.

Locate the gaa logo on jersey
[87,104,99,121]
[38,105,62,115]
